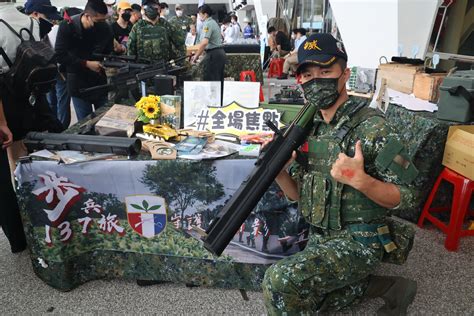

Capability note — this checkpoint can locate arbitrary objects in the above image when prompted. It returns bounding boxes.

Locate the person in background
[267,26,291,58]
[47,7,83,129]
[168,3,192,57]
[111,1,133,54]
[2,0,63,177]
[159,2,169,20]
[192,4,226,86]
[243,17,254,39]
[185,23,196,47]
[103,0,116,19]
[128,0,184,64]
[230,14,241,38]
[55,0,113,121]
[130,3,142,24]
[278,28,307,79]
[0,2,26,254]
[222,16,236,44]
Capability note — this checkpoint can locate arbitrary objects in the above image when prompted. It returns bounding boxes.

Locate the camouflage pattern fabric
[384,104,455,222]
[190,53,263,85]
[168,15,193,59]
[128,18,185,63]
[262,231,384,314]
[263,98,420,314]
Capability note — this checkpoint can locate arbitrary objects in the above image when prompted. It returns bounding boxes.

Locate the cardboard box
[413,73,446,102]
[94,104,137,137]
[377,63,424,94]
[442,125,474,180]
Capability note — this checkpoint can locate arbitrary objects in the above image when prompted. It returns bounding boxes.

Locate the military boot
[364,275,417,316]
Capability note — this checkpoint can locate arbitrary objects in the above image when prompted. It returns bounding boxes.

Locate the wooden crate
[377,63,424,94]
[413,73,446,102]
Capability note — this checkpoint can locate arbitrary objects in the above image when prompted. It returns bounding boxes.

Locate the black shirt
[275,31,291,52]
[55,15,113,99]
[111,22,132,43]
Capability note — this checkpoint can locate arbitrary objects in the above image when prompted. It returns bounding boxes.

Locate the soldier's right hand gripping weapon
[201,101,319,256]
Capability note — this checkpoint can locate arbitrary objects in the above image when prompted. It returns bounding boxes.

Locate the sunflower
[143,102,159,119]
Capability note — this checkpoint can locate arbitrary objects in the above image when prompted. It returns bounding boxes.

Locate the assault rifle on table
[79,55,189,96]
[201,101,318,256]
[24,132,142,156]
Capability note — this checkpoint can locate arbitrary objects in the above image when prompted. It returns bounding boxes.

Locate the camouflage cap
[296,33,347,73]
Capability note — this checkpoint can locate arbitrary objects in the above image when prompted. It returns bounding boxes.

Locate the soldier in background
[168,4,192,58]
[192,5,226,86]
[128,0,184,64]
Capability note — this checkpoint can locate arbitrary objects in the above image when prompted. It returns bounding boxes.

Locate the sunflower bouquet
[135,95,161,124]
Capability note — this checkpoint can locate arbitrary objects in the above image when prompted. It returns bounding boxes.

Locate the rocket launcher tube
[202,101,318,256]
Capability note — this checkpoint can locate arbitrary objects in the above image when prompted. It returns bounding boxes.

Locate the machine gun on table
[201,101,319,256]
[79,55,189,96]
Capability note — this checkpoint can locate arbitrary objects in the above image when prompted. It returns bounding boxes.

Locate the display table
[15,159,305,291]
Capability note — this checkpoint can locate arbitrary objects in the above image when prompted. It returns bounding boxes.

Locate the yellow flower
[143,102,159,119]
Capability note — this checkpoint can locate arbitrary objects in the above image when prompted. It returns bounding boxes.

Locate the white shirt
[0,4,40,72]
[223,24,236,43]
[294,35,307,51]
[47,24,59,49]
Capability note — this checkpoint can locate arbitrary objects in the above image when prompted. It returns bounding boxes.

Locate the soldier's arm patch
[375,139,419,184]
[203,26,209,33]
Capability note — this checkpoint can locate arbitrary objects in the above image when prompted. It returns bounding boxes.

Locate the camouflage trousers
[262,230,383,315]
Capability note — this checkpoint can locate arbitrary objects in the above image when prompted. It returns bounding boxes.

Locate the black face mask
[39,17,53,39]
[144,6,159,20]
[122,11,131,22]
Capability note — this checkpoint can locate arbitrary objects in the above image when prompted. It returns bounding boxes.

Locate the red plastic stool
[240,70,264,102]
[267,58,285,78]
[418,167,474,251]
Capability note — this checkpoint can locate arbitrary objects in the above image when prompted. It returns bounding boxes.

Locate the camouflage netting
[190,53,263,85]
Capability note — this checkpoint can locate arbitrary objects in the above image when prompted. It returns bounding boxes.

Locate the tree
[141,161,225,228]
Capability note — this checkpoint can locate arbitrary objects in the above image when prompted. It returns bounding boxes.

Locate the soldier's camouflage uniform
[169,15,192,58]
[262,91,420,314]
[128,18,185,63]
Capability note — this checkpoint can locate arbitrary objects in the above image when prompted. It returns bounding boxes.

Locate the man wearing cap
[0,0,64,254]
[24,0,61,38]
[262,33,420,315]
[128,0,184,63]
[111,1,133,53]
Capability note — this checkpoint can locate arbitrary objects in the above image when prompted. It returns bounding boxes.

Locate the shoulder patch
[375,139,419,184]
[203,26,209,33]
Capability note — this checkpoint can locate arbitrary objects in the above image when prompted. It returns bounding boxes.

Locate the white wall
[330,0,441,69]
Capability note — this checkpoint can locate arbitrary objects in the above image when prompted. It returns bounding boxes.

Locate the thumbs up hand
[330,140,368,189]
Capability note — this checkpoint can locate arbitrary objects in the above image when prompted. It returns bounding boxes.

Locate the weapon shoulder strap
[334,101,384,145]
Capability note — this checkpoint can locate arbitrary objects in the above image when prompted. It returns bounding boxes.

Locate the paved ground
[1,219,473,315]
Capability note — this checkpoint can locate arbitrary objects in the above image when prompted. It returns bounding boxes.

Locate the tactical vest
[135,20,171,63]
[299,102,416,264]
[300,102,387,230]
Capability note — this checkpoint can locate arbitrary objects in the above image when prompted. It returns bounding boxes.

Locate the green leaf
[148,205,161,211]
[131,203,144,210]
[142,200,149,210]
